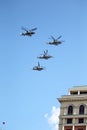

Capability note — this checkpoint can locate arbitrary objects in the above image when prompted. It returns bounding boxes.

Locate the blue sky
[0,0,87,130]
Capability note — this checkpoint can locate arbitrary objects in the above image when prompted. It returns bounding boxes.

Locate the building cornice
[57,95,87,103]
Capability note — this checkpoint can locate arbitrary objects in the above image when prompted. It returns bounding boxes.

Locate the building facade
[58,86,87,130]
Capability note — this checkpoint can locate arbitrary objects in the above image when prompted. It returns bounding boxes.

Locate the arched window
[68,106,73,115]
[79,105,84,114]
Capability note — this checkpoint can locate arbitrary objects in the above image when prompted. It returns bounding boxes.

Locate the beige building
[57,86,87,130]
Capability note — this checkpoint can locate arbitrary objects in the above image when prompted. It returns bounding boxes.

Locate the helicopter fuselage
[48,40,62,45]
[33,66,44,71]
[21,31,35,36]
[38,55,52,60]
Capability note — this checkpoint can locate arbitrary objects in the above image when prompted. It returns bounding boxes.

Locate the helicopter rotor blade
[43,50,45,55]
[43,50,48,55]
[57,35,62,40]
[50,35,55,40]
[30,28,37,31]
[45,50,48,55]
[38,61,40,67]
[21,27,28,32]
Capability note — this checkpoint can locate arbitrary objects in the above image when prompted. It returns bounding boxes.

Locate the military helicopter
[47,35,64,46]
[20,27,37,36]
[37,50,53,60]
[33,62,45,71]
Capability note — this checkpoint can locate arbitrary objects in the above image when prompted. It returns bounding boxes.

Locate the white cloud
[44,106,60,130]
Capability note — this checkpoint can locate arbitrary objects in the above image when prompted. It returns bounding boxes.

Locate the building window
[78,118,84,123]
[70,91,78,95]
[80,91,87,94]
[79,105,84,114]
[67,119,72,124]
[68,106,73,115]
